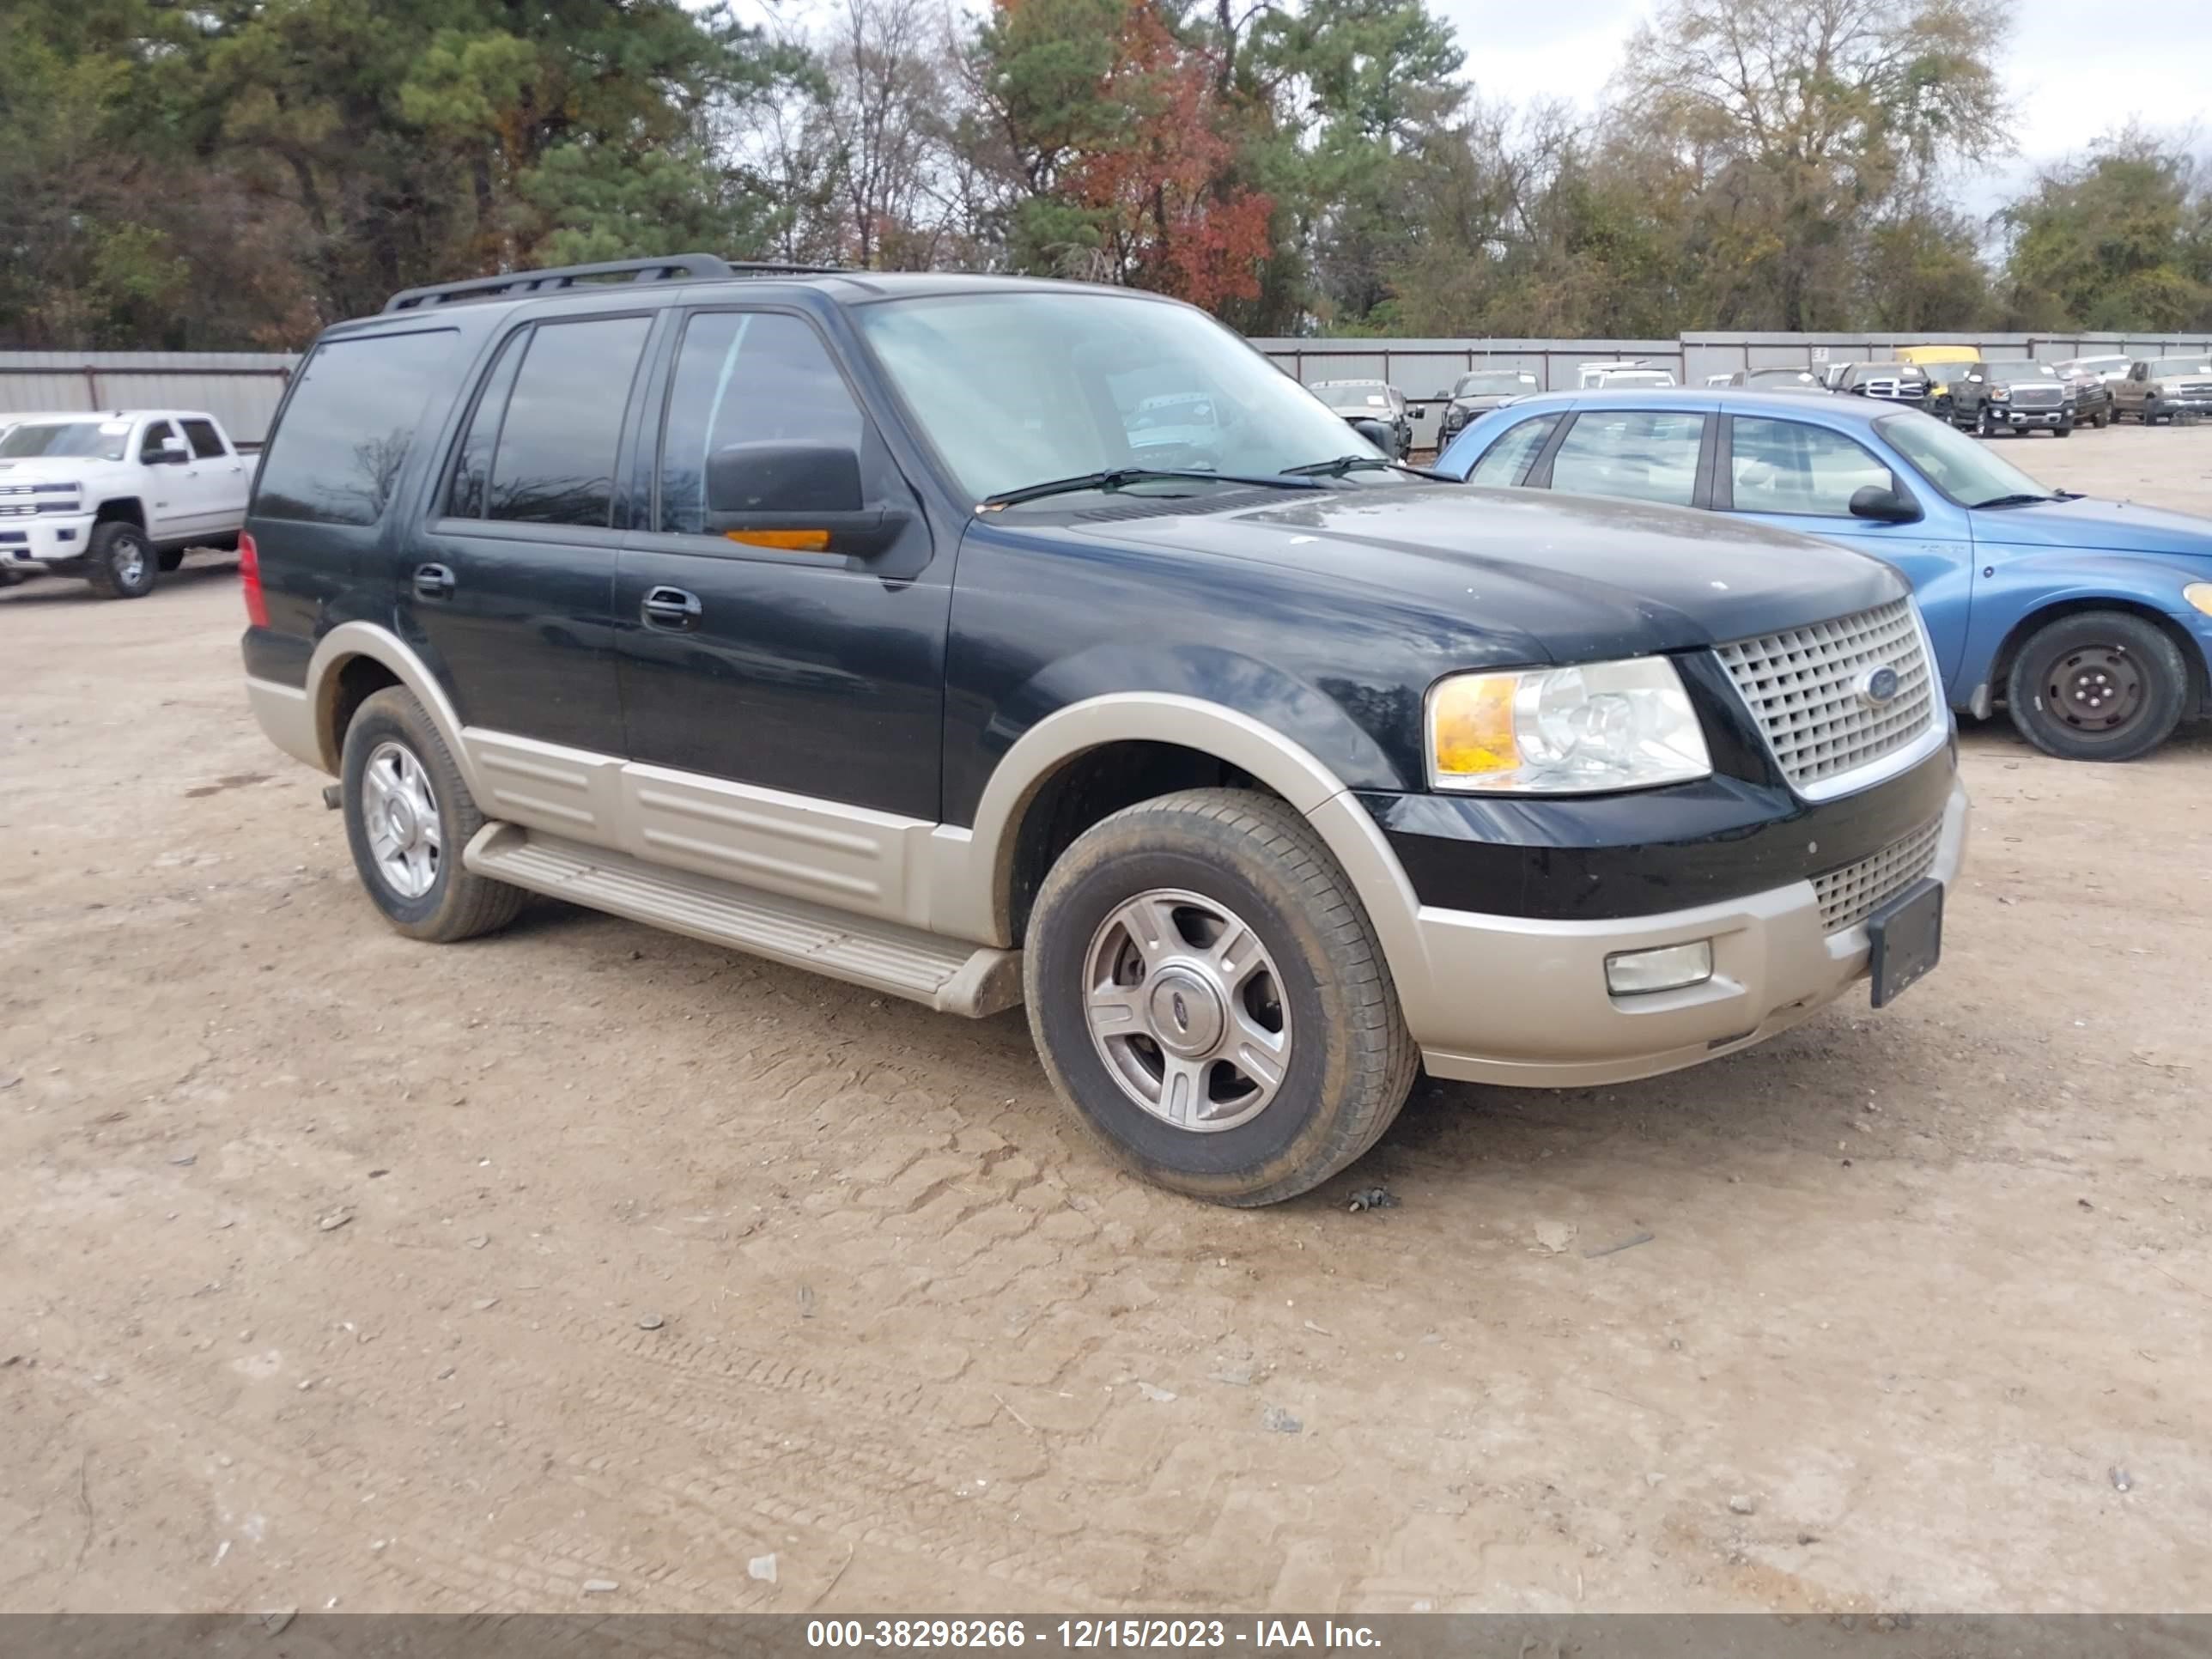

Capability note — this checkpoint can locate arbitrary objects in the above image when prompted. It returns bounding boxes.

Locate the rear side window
[1466,416,1559,486]
[255,331,455,525]
[1548,411,1705,507]
[483,317,651,528]
[656,312,866,534]
[181,419,228,459]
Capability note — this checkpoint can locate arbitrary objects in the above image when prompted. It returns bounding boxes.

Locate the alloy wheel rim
[115,536,146,584]
[1082,887,1291,1133]
[362,740,443,897]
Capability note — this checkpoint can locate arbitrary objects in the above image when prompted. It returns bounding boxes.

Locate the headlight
[2184,582,2212,618]
[1988,386,2009,400]
[1427,658,1711,793]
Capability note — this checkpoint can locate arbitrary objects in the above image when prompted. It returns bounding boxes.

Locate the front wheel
[2006,611,2188,763]
[83,520,155,599]
[1023,789,1417,1206]
[2055,422,2074,438]
[340,686,527,941]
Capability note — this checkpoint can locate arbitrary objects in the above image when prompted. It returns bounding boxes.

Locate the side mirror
[1351,417,1397,453]
[704,441,903,556]
[154,435,190,464]
[1849,484,1920,525]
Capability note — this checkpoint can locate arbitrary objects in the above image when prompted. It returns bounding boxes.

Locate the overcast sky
[1442,0,2211,221]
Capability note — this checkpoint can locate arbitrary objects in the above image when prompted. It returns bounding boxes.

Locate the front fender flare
[929,692,1431,1009]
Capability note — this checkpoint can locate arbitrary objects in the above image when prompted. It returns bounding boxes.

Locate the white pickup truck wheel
[84,522,156,599]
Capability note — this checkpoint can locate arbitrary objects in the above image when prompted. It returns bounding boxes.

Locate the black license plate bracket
[1869,877,1943,1009]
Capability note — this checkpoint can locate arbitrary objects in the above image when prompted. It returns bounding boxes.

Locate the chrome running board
[465,823,1022,1017]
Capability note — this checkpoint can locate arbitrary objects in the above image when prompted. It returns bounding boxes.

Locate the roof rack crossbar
[380,253,847,313]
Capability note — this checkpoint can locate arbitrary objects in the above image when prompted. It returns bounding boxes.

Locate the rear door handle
[641,586,702,630]
[413,563,456,599]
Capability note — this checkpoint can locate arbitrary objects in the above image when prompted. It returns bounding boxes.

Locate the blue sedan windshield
[1876,412,2048,507]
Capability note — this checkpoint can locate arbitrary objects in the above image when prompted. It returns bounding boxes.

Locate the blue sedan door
[1715,412,1975,690]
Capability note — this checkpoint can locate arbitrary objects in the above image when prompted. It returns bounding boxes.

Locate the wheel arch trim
[932,692,1431,998]
[303,622,483,793]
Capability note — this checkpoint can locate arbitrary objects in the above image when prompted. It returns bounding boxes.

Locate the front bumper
[1985,404,2073,428]
[2147,396,2212,418]
[0,511,94,565]
[1406,777,1969,1088]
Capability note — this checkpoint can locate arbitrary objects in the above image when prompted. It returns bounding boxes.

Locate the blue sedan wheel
[2006,611,2189,763]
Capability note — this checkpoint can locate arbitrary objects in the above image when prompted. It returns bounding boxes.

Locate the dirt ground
[4,422,2210,1618]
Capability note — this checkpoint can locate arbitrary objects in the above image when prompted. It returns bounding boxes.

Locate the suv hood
[1972,496,2212,558]
[1059,483,1906,663]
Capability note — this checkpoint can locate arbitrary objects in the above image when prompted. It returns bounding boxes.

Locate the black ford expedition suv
[240,255,1969,1206]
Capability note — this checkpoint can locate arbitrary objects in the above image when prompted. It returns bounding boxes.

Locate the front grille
[1813,817,1942,933]
[1713,599,1938,794]
[1862,380,1923,401]
[2010,386,2063,407]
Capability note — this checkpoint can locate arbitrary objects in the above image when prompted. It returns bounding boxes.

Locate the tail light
[240,530,270,628]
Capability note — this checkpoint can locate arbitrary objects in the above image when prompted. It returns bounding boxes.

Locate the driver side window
[139,420,178,462]
[1729,418,1894,518]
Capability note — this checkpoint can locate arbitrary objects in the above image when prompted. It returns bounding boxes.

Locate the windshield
[855,292,1385,502]
[1747,368,1820,384]
[2152,357,2212,376]
[1878,411,2050,507]
[1858,363,1923,379]
[2060,357,2127,376]
[1455,372,1534,396]
[1984,361,2057,380]
[0,421,128,462]
[1604,370,1675,386]
[1312,381,1393,411]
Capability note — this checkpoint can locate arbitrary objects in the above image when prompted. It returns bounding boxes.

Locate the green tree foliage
[2000,135,2212,331]
[0,0,2202,346]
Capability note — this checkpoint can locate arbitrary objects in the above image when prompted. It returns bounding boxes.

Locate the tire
[2055,422,2073,438]
[2094,409,2111,429]
[1975,407,1993,438]
[339,686,527,942]
[1023,787,1418,1206]
[83,520,156,599]
[158,549,185,572]
[2005,611,2188,763]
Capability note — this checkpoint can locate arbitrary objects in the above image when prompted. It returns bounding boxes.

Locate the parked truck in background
[0,410,250,597]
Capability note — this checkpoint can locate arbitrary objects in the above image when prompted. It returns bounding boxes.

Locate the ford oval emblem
[1856,665,1902,707]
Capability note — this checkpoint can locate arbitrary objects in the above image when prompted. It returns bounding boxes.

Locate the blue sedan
[1434,387,2212,761]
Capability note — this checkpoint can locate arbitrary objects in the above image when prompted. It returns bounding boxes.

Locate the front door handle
[641,586,702,629]
[413,563,456,600]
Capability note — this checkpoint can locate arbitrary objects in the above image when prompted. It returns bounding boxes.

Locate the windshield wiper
[1969,492,2055,509]
[980,467,1322,509]
[1282,454,1453,482]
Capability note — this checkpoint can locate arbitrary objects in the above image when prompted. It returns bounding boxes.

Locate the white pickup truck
[0,410,251,598]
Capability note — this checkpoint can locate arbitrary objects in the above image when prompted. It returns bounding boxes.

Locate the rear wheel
[340,686,527,941]
[2006,611,2187,763]
[1023,788,1417,1206]
[83,520,155,599]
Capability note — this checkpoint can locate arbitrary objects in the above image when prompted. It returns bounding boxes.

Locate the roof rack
[380,254,847,313]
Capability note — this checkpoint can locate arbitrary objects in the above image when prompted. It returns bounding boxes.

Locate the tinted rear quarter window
[255,331,456,525]
[484,316,652,528]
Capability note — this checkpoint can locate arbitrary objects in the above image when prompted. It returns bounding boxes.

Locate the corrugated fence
[0,352,296,445]
[7,331,2210,450]
[1254,331,2212,449]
